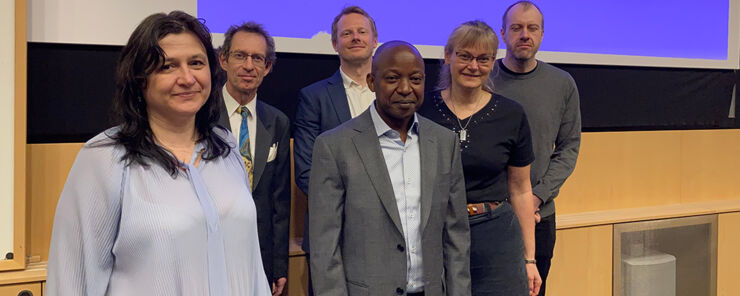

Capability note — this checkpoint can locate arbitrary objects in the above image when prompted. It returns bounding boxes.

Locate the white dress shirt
[369,103,424,293]
[340,68,375,118]
[223,85,257,158]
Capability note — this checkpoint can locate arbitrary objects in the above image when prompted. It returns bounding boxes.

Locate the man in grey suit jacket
[309,41,471,296]
[217,22,291,296]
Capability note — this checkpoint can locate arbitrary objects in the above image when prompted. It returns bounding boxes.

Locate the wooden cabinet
[547,225,613,296]
[718,212,740,296]
[0,282,42,296]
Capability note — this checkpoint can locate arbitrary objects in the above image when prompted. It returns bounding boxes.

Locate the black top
[418,90,534,203]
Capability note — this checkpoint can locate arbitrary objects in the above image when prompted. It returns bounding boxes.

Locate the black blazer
[218,98,292,282]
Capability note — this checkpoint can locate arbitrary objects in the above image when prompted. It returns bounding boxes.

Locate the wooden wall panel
[547,225,612,296]
[287,255,308,296]
[681,130,740,202]
[26,143,82,262]
[287,140,308,296]
[288,140,307,247]
[717,212,740,296]
[558,131,683,214]
[559,130,740,215]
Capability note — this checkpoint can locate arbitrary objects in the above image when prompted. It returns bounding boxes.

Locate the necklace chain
[447,90,485,142]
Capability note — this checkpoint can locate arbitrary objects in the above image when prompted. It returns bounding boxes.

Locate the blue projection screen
[200,0,740,69]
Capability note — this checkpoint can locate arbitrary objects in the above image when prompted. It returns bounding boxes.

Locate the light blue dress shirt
[369,103,424,293]
[46,127,271,296]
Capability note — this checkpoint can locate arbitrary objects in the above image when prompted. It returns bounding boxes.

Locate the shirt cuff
[532,183,551,206]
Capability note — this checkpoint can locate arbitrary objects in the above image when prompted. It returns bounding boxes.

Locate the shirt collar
[497,58,538,76]
[222,84,257,116]
[339,67,365,89]
[369,101,419,138]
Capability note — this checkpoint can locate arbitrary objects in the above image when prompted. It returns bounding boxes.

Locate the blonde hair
[437,20,498,92]
[331,6,377,44]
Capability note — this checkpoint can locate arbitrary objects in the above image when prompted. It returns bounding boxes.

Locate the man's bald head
[371,41,424,75]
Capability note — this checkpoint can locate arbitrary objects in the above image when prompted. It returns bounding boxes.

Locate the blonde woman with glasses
[418,20,542,296]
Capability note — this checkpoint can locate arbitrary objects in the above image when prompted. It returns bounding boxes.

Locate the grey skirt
[469,202,528,296]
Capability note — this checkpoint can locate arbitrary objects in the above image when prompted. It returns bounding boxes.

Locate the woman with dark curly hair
[46,11,270,295]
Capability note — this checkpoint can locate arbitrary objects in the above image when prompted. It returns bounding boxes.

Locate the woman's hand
[526,262,542,296]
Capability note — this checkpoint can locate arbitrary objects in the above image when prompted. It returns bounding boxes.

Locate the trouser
[535,213,556,296]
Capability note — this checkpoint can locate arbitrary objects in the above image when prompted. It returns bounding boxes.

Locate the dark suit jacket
[308,110,471,296]
[293,70,352,252]
[218,97,291,282]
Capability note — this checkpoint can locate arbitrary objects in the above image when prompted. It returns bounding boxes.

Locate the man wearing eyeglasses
[492,2,582,295]
[218,22,291,296]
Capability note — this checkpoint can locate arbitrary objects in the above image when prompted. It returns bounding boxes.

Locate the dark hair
[220,21,277,69]
[437,20,498,92]
[331,6,378,44]
[502,1,544,30]
[111,10,230,176]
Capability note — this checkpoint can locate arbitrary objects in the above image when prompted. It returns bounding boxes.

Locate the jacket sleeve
[271,115,292,279]
[443,139,472,296]
[293,88,321,195]
[307,135,349,296]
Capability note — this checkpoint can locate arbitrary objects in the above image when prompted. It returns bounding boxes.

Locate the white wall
[28,0,196,45]
[1,0,16,258]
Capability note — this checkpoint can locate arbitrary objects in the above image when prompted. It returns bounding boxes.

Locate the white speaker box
[622,252,676,296]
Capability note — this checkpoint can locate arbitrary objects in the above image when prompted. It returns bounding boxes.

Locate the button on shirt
[369,103,424,292]
[340,68,375,118]
[223,85,257,158]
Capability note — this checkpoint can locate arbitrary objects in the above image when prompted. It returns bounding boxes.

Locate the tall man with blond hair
[293,6,379,295]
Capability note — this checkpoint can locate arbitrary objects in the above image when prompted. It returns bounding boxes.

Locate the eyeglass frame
[454,51,494,65]
[226,50,269,67]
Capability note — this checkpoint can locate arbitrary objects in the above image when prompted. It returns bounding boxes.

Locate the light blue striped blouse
[46,127,271,296]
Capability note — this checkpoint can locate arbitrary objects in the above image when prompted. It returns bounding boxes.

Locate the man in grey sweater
[492,2,581,295]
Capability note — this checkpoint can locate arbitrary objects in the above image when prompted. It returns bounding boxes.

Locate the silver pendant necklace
[448,91,484,142]
[457,117,472,141]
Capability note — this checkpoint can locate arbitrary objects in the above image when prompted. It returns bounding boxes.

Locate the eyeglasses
[454,51,494,66]
[228,51,267,67]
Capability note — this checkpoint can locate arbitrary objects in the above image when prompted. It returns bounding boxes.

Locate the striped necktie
[238,106,254,189]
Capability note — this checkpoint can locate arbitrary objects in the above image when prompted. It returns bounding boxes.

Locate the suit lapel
[327,71,352,123]
[418,119,438,234]
[252,101,272,189]
[218,95,232,131]
[351,112,405,235]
